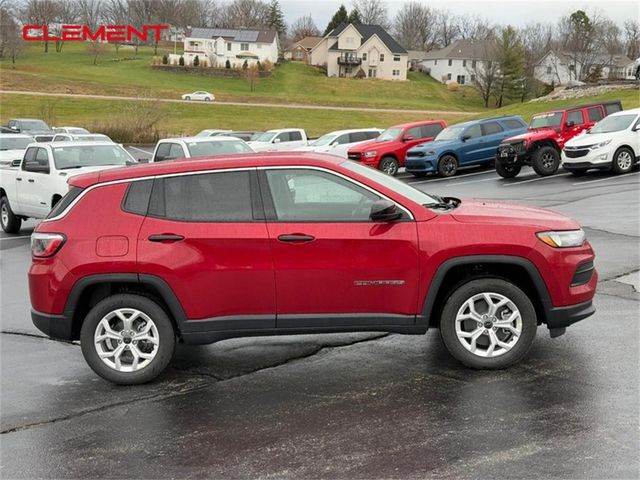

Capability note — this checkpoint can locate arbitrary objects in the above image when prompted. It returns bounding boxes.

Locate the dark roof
[327,23,407,54]
[189,27,276,43]
[422,39,495,60]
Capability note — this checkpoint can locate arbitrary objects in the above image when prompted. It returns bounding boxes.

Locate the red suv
[30,154,597,384]
[347,120,447,175]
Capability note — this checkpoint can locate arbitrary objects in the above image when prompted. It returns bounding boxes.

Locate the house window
[392,69,400,76]
[362,53,367,61]
[434,59,438,65]
[546,66,552,74]
[189,41,198,47]
[472,60,477,68]
[448,59,452,66]
[241,43,249,51]
[257,44,262,49]
[447,73,452,80]
[368,68,377,77]
[393,55,400,62]
[227,42,231,51]
[569,64,575,71]
[346,37,354,44]
[462,60,466,67]
[456,75,465,84]
[380,54,384,62]
[470,73,476,82]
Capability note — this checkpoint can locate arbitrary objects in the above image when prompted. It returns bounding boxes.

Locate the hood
[451,199,579,230]
[565,132,613,147]
[411,138,457,152]
[291,145,316,152]
[349,138,398,152]
[502,127,557,144]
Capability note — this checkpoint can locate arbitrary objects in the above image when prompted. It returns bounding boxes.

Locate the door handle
[28,179,35,183]
[16,177,22,181]
[277,234,315,243]
[148,234,185,242]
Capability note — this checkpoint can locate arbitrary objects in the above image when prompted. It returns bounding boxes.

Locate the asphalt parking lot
[1,165,638,479]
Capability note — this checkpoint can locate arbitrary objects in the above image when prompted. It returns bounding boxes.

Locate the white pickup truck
[246,128,310,152]
[0,141,136,233]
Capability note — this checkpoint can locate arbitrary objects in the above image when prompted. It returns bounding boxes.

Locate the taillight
[31,232,66,258]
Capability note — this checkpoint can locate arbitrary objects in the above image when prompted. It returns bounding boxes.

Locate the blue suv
[405,116,528,177]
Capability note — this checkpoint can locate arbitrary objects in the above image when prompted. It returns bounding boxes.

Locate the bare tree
[86,36,105,64]
[467,42,499,108]
[351,0,388,29]
[243,63,260,92]
[289,15,320,42]
[23,0,60,52]
[436,10,460,47]
[52,0,80,52]
[519,22,555,99]
[558,9,604,81]
[456,14,493,42]
[623,20,640,60]
[0,7,24,65]
[218,0,269,29]
[393,2,438,51]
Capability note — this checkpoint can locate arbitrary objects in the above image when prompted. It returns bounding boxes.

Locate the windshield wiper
[424,195,461,210]
[59,165,85,169]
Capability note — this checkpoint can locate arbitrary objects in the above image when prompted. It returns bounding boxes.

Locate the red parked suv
[30,154,597,384]
[347,120,447,175]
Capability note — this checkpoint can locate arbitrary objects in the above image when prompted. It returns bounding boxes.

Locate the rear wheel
[0,196,22,234]
[438,155,458,177]
[205,97,212,102]
[612,147,635,174]
[439,278,537,369]
[80,294,176,385]
[496,162,521,179]
[185,96,191,101]
[379,156,399,176]
[532,146,560,176]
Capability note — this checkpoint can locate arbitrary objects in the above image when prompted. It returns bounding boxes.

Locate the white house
[534,50,636,85]
[309,23,408,81]
[175,27,279,68]
[420,39,494,85]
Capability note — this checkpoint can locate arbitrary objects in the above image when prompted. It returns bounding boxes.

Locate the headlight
[537,229,586,248]
[424,150,436,157]
[590,140,611,150]
[364,151,377,158]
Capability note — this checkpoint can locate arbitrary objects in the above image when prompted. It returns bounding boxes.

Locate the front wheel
[439,278,537,369]
[0,196,22,234]
[612,147,635,174]
[379,156,399,176]
[184,96,191,101]
[80,294,176,385]
[205,97,212,102]
[532,146,560,176]
[496,162,521,179]
[438,155,458,177]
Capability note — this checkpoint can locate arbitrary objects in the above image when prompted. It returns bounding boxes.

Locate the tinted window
[149,171,253,222]
[587,107,604,123]
[421,124,443,139]
[349,132,370,142]
[503,119,526,130]
[155,143,171,161]
[464,124,482,139]
[47,186,84,219]
[186,140,252,157]
[23,147,37,164]
[289,131,303,141]
[482,122,504,135]
[168,143,185,159]
[0,137,32,150]
[405,126,422,139]
[276,132,291,142]
[265,169,379,221]
[567,110,585,126]
[123,180,153,215]
[605,103,622,115]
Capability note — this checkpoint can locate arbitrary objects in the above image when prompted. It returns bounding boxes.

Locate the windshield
[52,145,134,169]
[310,134,338,147]
[186,140,253,157]
[0,137,32,150]
[20,120,49,130]
[435,125,466,141]
[343,161,438,206]
[530,112,563,129]
[589,114,637,134]
[377,127,402,142]
[78,135,112,142]
[252,132,277,142]
[68,128,89,134]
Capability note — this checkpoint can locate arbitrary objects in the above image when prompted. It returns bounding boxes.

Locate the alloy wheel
[617,151,632,170]
[541,152,555,169]
[94,308,159,372]
[455,292,522,358]
[1,204,8,228]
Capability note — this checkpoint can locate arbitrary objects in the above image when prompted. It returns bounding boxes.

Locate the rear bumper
[31,309,73,341]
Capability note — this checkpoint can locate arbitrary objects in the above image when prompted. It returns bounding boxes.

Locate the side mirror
[565,121,575,128]
[273,138,281,144]
[24,161,49,174]
[10,126,18,131]
[461,134,471,142]
[370,199,402,222]
[137,157,149,163]
[11,159,21,167]
[632,124,640,132]
[402,134,413,142]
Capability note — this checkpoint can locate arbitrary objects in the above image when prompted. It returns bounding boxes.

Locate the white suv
[563,108,640,176]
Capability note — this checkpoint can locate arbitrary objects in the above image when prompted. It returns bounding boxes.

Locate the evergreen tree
[266,0,287,39]
[324,4,349,35]
[348,8,362,25]
[494,26,525,107]
[193,55,200,67]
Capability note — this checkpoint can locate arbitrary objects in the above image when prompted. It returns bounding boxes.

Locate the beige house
[284,36,323,62]
[310,23,408,80]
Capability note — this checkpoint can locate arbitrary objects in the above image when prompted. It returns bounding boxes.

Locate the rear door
[136,169,276,328]
[260,167,420,327]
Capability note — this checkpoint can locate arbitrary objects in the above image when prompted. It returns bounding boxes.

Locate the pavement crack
[584,226,640,239]
[0,330,78,346]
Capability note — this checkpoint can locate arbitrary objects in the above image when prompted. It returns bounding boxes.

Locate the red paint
[22,25,168,42]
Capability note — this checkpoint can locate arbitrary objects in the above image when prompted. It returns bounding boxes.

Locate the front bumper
[31,309,74,341]
[546,299,595,329]
[562,149,613,170]
[405,157,437,173]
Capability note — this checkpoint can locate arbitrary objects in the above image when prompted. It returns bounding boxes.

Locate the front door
[136,169,276,328]
[260,167,420,328]
[459,124,485,163]
[19,146,52,217]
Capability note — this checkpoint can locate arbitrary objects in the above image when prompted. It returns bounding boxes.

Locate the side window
[264,169,380,222]
[154,143,171,161]
[481,121,504,136]
[464,124,482,139]
[22,147,37,166]
[503,119,526,130]
[24,148,50,173]
[421,123,443,139]
[405,126,422,139]
[605,103,622,115]
[349,132,369,143]
[333,134,350,145]
[587,107,604,123]
[289,131,303,141]
[567,110,585,126]
[122,180,153,215]
[366,131,381,140]
[276,132,291,142]
[168,143,186,159]
[149,171,254,222]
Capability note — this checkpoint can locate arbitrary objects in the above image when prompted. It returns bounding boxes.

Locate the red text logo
[22,25,169,42]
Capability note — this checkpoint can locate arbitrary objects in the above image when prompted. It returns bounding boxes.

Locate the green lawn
[0,43,483,111]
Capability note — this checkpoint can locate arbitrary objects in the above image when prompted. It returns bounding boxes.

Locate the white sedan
[182,91,215,102]
[292,128,382,158]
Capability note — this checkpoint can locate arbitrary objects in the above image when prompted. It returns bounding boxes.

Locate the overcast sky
[280,0,639,29]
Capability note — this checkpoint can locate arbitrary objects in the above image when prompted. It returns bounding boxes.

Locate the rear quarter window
[46,186,84,219]
[122,179,153,215]
[503,119,526,130]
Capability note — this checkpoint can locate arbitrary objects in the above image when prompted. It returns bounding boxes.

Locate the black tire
[411,172,427,178]
[611,147,635,174]
[569,169,588,177]
[205,97,212,102]
[0,196,22,234]
[495,162,521,179]
[379,156,399,176]
[532,146,560,176]
[185,96,191,101]
[438,155,458,177]
[80,294,176,385]
[439,278,537,369]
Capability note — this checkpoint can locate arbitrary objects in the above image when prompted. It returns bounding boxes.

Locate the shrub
[263,60,273,71]
[257,60,263,71]
[193,55,200,67]
[447,82,459,91]
[162,54,168,65]
[225,59,231,69]
[91,98,166,144]
[179,56,184,66]
[242,59,248,70]
[354,68,366,79]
